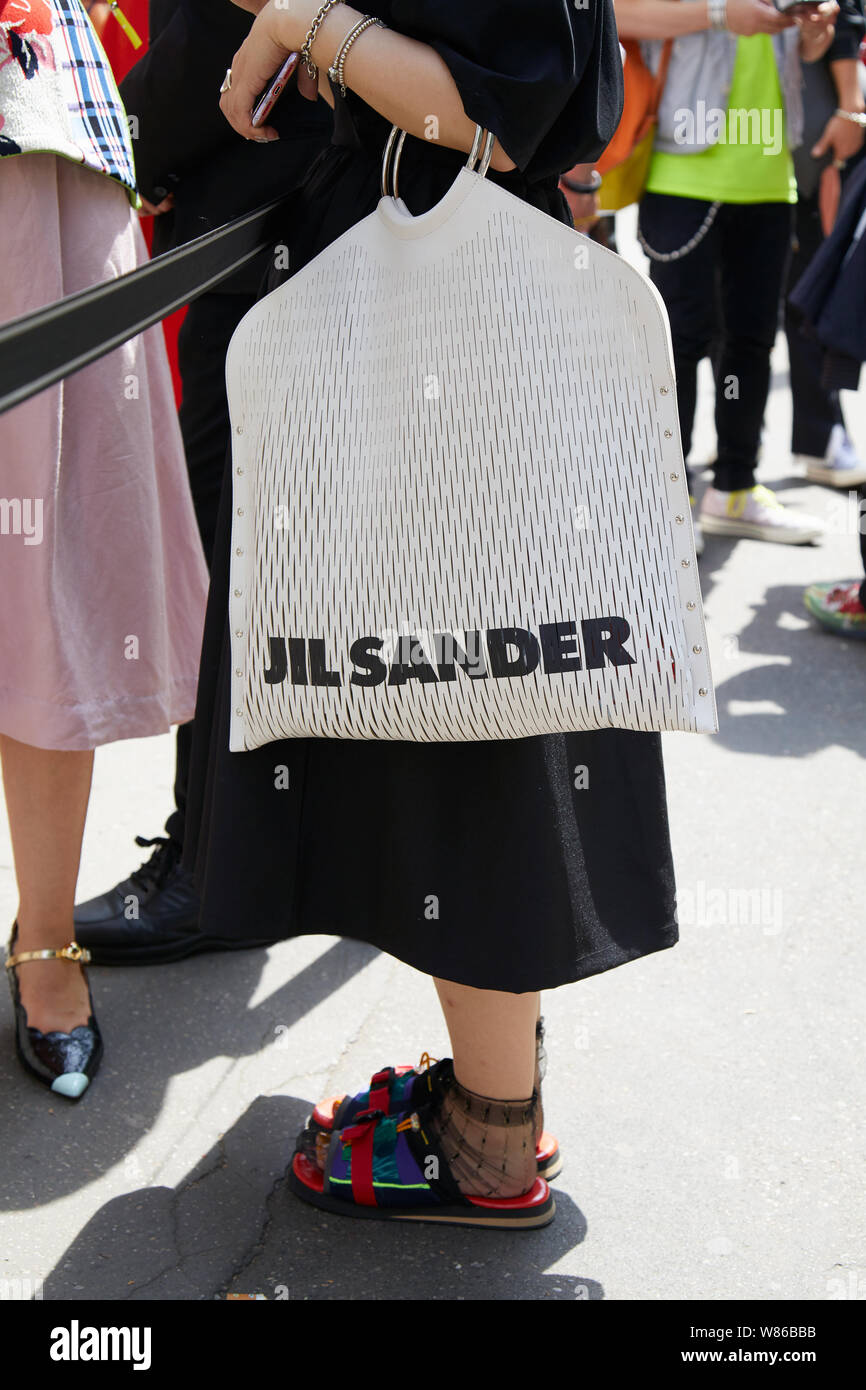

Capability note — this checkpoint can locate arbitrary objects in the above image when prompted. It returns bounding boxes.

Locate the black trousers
[638,193,793,493]
[784,186,866,604]
[164,290,256,849]
[785,193,846,458]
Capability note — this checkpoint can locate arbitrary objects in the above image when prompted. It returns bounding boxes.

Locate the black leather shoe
[5,927,102,1099]
[74,835,280,965]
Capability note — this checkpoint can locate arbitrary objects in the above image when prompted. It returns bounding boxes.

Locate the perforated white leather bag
[225,126,717,751]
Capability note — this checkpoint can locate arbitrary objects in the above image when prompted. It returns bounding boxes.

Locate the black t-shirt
[362,0,624,180]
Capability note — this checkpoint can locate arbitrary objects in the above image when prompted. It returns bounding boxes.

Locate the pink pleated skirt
[0,154,209,750]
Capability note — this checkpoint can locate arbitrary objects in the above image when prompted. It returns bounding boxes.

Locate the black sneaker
[74,835,279,966]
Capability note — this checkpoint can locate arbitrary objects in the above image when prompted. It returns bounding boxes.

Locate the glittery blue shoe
[5,926,103,1100]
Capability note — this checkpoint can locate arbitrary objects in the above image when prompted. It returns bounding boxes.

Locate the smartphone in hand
[251,53,300,128]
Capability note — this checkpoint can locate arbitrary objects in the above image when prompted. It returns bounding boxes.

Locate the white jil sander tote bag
[225,126,717,751]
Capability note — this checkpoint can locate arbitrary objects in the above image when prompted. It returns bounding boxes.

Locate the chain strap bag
[225,125,717,750]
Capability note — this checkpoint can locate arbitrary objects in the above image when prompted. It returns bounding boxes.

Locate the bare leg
[430,977,540,1197]
[0,735,94,1031]
[433,977,538,1099]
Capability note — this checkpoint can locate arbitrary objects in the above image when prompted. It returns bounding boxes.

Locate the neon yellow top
[645,35,797,204]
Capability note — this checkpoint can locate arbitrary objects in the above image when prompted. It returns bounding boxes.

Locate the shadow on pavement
[0,938,378,1209]
[43,1094,599,1302]
[705,582,866,758]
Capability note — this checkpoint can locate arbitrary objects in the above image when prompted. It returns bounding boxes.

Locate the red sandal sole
[288,1152,556,1229]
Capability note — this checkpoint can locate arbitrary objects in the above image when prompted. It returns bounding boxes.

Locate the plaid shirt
[0,0,138,201]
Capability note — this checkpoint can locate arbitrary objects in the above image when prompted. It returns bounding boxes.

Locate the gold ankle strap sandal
[5,929,101,1100]
[5,941,91,969]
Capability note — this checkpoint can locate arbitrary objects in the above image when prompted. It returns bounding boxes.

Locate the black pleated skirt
[183,98,679,993]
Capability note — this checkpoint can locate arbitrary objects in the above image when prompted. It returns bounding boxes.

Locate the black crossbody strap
[0,195,290,417]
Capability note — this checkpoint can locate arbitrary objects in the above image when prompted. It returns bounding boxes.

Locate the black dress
[183,0,680,993]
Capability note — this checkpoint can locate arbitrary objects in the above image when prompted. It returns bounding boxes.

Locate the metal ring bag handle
[381,123,496,199]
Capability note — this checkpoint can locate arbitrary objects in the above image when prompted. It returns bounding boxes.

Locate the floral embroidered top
[0,0,137,201]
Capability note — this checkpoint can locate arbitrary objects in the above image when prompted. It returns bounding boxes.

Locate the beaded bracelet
[328,15,385,98]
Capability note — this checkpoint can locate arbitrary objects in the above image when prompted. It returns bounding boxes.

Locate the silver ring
[220,68,233,94]
[833,158,847,171]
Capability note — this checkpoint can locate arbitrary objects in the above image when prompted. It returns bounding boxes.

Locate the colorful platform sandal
[310,1019,563,1181]
[290,1080,555,1229]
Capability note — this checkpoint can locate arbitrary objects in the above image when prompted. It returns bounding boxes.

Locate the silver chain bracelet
[638,200,722,263]
[301,0,344,80]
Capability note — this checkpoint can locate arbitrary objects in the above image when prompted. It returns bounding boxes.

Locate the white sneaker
[699,484,824,544]
[795,425,866,489]
[688,494,704,557]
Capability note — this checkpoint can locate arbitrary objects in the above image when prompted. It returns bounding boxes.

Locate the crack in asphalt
[119,1139,229,1300]
[217,1169,287,1299]
[118,958,398,1301]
